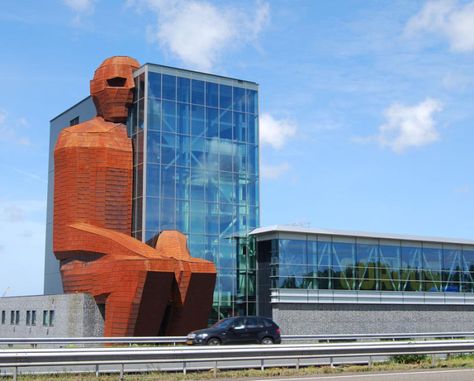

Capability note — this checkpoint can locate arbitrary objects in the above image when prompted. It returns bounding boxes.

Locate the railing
[1,331,473,346]
[1,340,474,380]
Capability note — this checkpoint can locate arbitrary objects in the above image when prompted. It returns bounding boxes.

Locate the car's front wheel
[207,337,221,345]
[260,337,274,345]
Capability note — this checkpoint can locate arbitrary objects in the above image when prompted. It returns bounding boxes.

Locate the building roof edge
[249,225,474,245]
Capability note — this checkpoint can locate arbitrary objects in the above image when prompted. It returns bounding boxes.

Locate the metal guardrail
[1,331,473,346]
[1,340,474,380]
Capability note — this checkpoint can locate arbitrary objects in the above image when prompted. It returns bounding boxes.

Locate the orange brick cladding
[53,56,216,337]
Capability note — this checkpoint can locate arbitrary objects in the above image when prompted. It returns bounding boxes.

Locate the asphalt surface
[235,369,474,381]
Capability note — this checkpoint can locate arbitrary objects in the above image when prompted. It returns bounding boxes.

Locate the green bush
[391,354,428,364]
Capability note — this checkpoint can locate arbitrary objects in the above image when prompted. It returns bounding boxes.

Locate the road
[237,369,474,381]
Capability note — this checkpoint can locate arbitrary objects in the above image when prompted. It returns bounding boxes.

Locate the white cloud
[261,162,290,180]
[63,0,95,26]
[367,99,443,153]
[63,0,94,12]
[454,185,470,194]
[259,113,297,150]
[0,109,31,146]
[133,0,269,71]
[406,0,474,52]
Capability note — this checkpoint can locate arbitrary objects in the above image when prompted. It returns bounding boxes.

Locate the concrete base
[0,293,103,338]
[272,303,474,335]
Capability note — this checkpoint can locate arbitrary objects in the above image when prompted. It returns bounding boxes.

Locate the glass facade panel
[262,235,474,296]
[131,65,259,321]
[162,74,176,100]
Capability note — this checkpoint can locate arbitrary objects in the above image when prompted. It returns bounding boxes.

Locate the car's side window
[256,317,265,327]
[233,317,245,329]
[246,317,259,327]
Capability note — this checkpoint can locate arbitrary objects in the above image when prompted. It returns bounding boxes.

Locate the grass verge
[4,353,474,380]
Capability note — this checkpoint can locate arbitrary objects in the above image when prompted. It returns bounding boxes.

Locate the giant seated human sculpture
[53,56,216,336]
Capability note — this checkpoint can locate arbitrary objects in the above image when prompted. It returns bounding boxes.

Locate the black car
[186,316,281,345]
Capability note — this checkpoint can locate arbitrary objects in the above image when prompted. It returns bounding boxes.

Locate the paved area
[237,368,474,381]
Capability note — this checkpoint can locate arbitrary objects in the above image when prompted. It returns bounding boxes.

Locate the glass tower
[129,64,259,321]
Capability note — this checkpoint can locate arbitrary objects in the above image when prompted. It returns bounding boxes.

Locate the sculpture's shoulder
[55,117,130,151]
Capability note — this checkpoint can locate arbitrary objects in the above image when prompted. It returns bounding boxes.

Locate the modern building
[37,57,474,336]
[44,62,259,322]
[251,226,474,334]
[0,293,103,339]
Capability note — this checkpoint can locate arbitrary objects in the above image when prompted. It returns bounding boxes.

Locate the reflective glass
[248,115,257,144]
[191,137,205,168]
[191,105,205,136]
[401,244,422,292]
[135,163,143,198]
[247,89,257,114]
[175,166,190,199]
[219,147,233,172]
[379,243,400,291]
[206,82,218,108]
[219,172,234,203]
[160,198,176,230]
[177,103,190,135]
[142,71,259,320]
[177,135,190,167]
[206,108,219,138]
[234,112,247,142]
[138,100,144,129]
[422,245,442,291]
[145,197,159,232]
[177,77,190,103]
[191,169,205,200]
[148,72,161,99]
[161,133,176,165]
[190,201,204,234]
[219,110,232,140]
[192,79,205,105]
[233,87,245,112]
[205,175,219,203]
[147,130,161,164]
[147,99,161,131]
[317,239,332,281]
[146,163,160,198]
[162,74,176,101]
[160,165,175,199]
[248,145,257,174]
[162,101,176,132]
[220,85,232,109]
[355,241,377,290]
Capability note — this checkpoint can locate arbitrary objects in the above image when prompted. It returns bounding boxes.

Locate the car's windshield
[211,318,234,329]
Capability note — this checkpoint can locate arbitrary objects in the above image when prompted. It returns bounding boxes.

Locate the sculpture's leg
[134,271,176,336]
[165,268,217,335]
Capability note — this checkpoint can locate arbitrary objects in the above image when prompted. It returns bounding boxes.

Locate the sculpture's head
[90,56,140,123]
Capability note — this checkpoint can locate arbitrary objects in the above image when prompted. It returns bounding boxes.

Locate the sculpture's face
[90,56,140,123]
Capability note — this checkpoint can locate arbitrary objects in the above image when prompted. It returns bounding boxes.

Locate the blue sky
[1,0,474,296]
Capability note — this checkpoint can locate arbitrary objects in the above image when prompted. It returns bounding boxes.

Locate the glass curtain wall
[265,236,474,293]
[130,65,259,321]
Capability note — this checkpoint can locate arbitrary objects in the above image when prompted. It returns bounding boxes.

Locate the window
[49,310,55,327]
[31,310,36,326]
[10,311,14,325]
[15,311,19,325]
[43,310,55,327]
[1,310,5,324]
[245,317,259,328]
[69,116,79,126]
[26,310,31,326]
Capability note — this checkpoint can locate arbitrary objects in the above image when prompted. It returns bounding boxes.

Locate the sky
[1,0,474,297]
